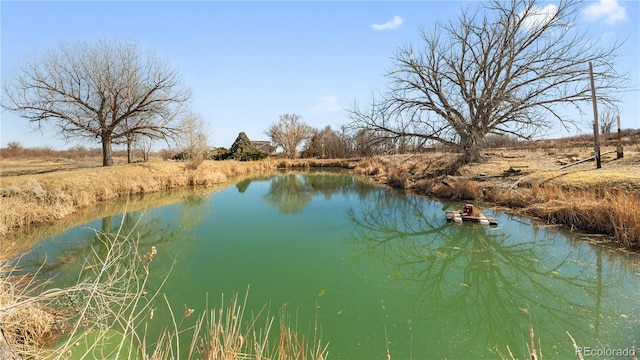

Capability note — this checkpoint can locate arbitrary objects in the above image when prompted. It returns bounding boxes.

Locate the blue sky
[1,0,638,150]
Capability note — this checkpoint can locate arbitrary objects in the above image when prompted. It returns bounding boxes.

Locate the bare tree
[6,141,22,150]
[598,107,618,135]
[349,0,625,164]
[118,113,178,163]
[136,134,154,162]
[175,112,209,161]
[3,40,190,166]
[302,125,359,158]
[300,125,358,159]
[265,114,312,158]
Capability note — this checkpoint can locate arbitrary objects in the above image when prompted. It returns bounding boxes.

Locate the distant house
[250,140,276,154]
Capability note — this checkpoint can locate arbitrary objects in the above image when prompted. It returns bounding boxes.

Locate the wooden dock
[446,210,498,225]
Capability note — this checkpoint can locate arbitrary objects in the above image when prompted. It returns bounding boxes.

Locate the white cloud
[311,95,342,113]
[520,4,558,31]
[583,0,627,25]
[371,16,404,31]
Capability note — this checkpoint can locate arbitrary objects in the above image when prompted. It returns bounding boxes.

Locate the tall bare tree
[302,125,359,159]
[136,134,154,162]
[175,113,209,161]
[265,114,312,158]
[349,0,625,164]
[3,40,190,166]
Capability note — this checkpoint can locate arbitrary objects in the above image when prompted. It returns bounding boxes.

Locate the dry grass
[1,218,161,359]
[0,157,364,241]
[0,160,280,237]
[0,260,57,357]
[2,148,640,248]
[524,187,640,247]
[1,185,234,259]
[0,157,332,358]
[273,158,357,169]
[206,291,327,360]
[0,153,167,177]
[350,149,640,248]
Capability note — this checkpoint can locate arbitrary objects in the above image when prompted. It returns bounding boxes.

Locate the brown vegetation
[351,145,640,248]
[2,141,639,249]
[1,139,639,358]
[0,262,57,358]
[206,291,327,360]
[0,160,276,238]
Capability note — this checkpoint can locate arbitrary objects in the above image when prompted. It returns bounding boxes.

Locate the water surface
[20,170,640,359]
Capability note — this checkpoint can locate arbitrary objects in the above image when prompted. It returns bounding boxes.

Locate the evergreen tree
[230,132,255,155]
[227,132,267,161]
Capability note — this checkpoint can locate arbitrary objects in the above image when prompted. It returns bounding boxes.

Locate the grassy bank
[0,160,270,238]
[351,151,640,249]
[0,158,358,240]
[2,152,639,249]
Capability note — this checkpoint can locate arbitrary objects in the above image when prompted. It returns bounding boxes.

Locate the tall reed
[205,291,328,360]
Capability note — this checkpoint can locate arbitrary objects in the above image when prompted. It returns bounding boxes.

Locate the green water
[19,171,640,359]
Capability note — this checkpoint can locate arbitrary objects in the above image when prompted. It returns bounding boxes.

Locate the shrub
[233,149,268,161]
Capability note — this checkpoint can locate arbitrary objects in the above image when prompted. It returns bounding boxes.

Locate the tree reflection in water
[346,188,628,356]
[263,174,314,214]
[261,170,371,214]
[252,171,633,356]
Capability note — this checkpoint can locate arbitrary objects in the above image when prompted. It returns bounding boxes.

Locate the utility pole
[617,114,624,159]
[589,62,601,169]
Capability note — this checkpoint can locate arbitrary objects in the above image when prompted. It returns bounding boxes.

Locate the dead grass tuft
[1,215,329,359]
[387,170,409,188]
[206,290,328,360]
[487,184,640,248]
[0,261,58,357]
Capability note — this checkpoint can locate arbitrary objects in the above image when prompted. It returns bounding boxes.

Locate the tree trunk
[102,135,114,166]
[460,131,482,164]
[126,137,133,163]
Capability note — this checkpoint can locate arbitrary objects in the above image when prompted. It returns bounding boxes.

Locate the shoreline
[0,159,356,253]
[352,152,640,250]
[1,153,639,251]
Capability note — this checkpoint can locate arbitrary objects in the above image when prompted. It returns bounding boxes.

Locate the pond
[17,170,640,359]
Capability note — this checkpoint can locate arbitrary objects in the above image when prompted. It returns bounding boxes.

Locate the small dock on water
[446,204,498,226]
